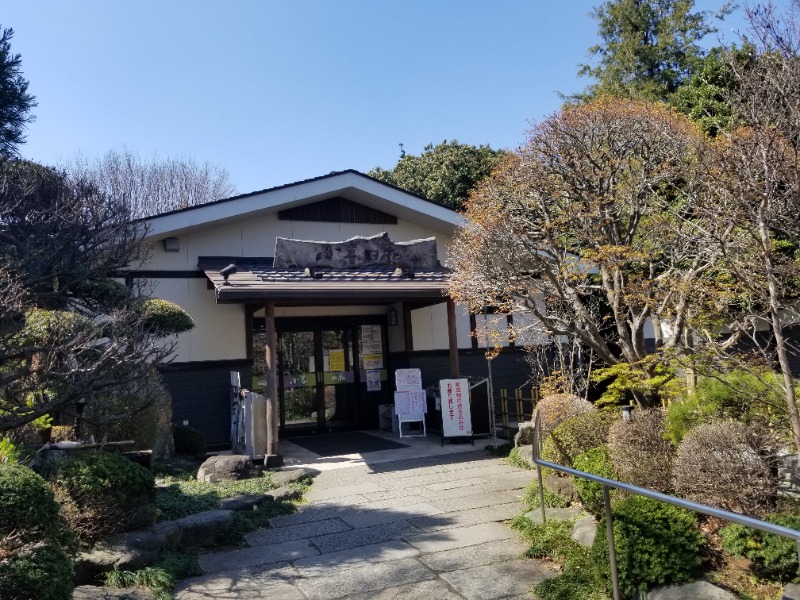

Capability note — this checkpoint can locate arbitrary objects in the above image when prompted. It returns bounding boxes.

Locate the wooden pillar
[264,301,281,461]
[447,299,460,378]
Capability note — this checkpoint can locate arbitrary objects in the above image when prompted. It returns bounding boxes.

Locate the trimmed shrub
[573,445,617,517]
[51,451,155,544]
[673,421,776,516]
[173,425,206,458]
[0,543,75,600]
[720,513,800,582]
[541,410,616,467]
[0,463,74,600]
[591,495,704,597]
[607,408,673,492]
[139,298,194,335]
[535,393,596,440]
[0,463,62,541]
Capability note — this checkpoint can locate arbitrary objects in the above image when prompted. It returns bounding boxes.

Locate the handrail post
[536,462,546,524]
[604,485,620,600]
[533,413,546,523]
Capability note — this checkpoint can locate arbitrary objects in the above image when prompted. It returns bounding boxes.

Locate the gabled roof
[142,170,463,240]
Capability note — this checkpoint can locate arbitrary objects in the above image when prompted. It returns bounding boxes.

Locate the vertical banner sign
[440,378,472,437]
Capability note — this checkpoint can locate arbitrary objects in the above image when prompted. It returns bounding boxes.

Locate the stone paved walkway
[175,449,556,599]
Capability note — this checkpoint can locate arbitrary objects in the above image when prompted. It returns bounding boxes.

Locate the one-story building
[133,170,535,449]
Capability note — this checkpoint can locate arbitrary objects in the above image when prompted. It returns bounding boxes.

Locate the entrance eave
[202,263,451,307]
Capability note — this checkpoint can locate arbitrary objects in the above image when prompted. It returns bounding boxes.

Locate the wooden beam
[447,300,460,378]
[264,301,280,459]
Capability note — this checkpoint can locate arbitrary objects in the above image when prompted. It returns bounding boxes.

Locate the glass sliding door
[271,316,391,435]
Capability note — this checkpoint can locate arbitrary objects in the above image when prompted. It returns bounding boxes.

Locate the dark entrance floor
[286,431,409,457]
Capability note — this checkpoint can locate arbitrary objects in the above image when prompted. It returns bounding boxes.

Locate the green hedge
[721,513,800,582]
[592,496,704,597]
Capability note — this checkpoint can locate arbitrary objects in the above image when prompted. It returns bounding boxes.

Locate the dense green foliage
[721,514,800,582]
[0,543,75,600]
[52,451,155,543]
[521,478,571,510]
[0,463,74,600]
[0,27,36,156]
[140,298,195,335]
[577,0,713,101]
[592,496,704,597]
[368,140,507,211]
[511,516,607,600]
[572,446,617,517]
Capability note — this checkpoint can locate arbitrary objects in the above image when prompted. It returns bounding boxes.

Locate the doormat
[287,432,409,457]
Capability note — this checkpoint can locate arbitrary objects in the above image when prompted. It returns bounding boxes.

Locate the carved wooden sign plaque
[273,232,438,270]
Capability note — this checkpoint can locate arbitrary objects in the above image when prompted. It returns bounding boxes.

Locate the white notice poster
[440,378,472,437]
[361,325,383,354]
[395,368,422,390]
[366,370,382,391]
[394,390,427,415]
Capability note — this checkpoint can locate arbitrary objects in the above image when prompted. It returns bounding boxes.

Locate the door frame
[275,315,390,436]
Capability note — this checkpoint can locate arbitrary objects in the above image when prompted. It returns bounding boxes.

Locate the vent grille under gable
[277,196,398,224]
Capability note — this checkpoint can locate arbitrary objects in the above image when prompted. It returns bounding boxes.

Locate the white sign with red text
[439,378,472,437]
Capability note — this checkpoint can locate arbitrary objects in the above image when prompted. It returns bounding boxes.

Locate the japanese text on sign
[439,378,472,438]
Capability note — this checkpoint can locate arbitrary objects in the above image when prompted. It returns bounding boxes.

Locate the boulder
[514,422,535,447]
[571,516,597,547]
[73,585,153,599]
[174,509,235,547]
[645,581,738,599]
[270,467,315,486]
[784,583,800,600]
[544,473,579,502]
[197,454,259,481]
[270,485,304,502]
[219,493,271,511]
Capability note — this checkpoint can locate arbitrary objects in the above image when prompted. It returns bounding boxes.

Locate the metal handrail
[531,412,800,600]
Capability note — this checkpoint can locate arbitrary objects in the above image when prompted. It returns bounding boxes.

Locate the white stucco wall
[409,303,472,351]
[148,277,245,362]
[145,214,451,271]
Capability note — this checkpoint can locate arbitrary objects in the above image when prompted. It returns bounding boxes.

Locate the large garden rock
[645,581,737,599]
[544,473,579,502]
[73,585,153,599]
[571,515,597,547]
[270,467,315,486]
[197,454,258,482]
[784,583,800,599]
[514,421,535,447]
[174,509,235,547]
[75,510,233,584]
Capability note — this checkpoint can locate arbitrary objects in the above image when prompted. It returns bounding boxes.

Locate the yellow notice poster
[329,349,345,371]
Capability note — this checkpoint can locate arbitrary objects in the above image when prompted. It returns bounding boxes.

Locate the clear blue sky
[5,1,764,195]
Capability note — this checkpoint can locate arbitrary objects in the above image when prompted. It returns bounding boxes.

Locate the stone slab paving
[176,448,557,599]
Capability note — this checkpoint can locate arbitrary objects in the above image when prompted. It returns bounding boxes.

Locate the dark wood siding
[160,359,253,450]
[278,197,397,224]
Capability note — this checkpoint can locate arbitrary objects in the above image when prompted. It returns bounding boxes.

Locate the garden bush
[573,445,617,517]
[592,495,704,597]
[173,425,206,458]
[607,408,673,492]
[673,421,776,516]
[720,513,800,582]
[0,463,74,600]
[664,392,722,445]
[0,543,75,600]
[51,451,155,544]
[535,393,595,440]
[139,298,194,335]
[541,410,615,467]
